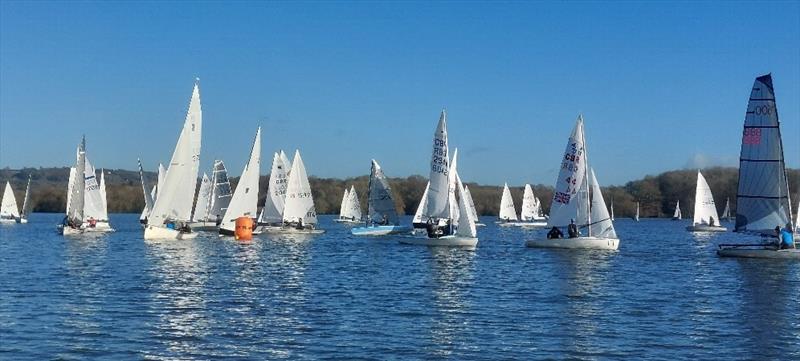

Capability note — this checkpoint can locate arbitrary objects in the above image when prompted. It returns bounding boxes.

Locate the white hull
[189,221,219,231]
[498,221,548,228]
[351,225,412,236]
[333,218,361,224]
[717,246,800,259]
[143,225,197,240]
[61,226,84,236]
[686,224,727,232]
[0,218,17,224]
[525,236,619,250]
[475,223,486,227]
[399,235,478,247]
[18,218,28,224]
[259,226,325,235]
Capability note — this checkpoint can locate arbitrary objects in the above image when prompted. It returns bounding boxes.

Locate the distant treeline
[1,166,798,218]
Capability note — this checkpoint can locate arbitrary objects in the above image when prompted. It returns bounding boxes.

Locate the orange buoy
[234,217,254,241]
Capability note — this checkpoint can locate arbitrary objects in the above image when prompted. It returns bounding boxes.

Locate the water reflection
[143,239,209,359]
[425,247,476,357]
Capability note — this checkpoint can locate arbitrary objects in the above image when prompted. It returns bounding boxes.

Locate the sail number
[751,104,774,115]
[743,128,761,145]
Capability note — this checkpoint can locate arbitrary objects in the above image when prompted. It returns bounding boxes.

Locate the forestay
[735,74,793,233]
[367,160,400,225]
[283,150,317,225]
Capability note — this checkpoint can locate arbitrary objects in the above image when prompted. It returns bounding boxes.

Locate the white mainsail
[82,156,105,221]
[673,200,682,219]
[589,168,616,238]
[338,187,350,218]
[192,173,212,222]
[209,160,232,221]
[721,198,732,220]
[0,181,20,220]
[735,74,793,233]
[546,115,589,228]
[520,184,537,221]
[282,150,317,226]
[693,171,721,227]
[499,183,518,221]
[148,81,203,227]
[367,159,400,225]
[156,163,166,200]
[67,138,87,225]
[464,185,479,222]
[412,181,430,224]
[425,110,450,220]
[20,175,32,220]
[347,185,362,221]
[259,153,289,224]
[220,127,261,232]
[454,170,476,238]
[98,170,108,220]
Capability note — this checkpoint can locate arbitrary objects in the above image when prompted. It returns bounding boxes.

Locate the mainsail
[693,171,721,227]
[735,74,792,233]
[192,173,212,222]
[82,156,105,221]
[283,150,317,225]
[148,82,203,226]
[547,115,589,228]
[0,182,20,219]
[520,184,537,221]
[259,153,289,224]
[426,110,450,220]
[67,137,86,224]
[499,183,518,221]
[220,127,261,232]
[367,159,400,225]
[347,185,362,221]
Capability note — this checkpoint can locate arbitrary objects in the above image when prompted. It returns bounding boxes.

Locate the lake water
[1,213,798,360]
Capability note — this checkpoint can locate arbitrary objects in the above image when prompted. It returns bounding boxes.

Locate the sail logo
[743,128,761,145]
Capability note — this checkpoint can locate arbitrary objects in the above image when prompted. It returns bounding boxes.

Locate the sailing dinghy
[497,183,519,226]
[718,74,798,258]
[19,175,32,223]
[60,137,87,235]
[672,200,682,220]
[721,198,732,222]
[525,115,619,250]
[190,160,233,231]
[686,171,726,232]
[0,181,20,223]
[399,110,478,247]
[352,160,412,236]
[143,81,202,240]
[261,150,324,234]
[219,127,261,236]
[335,185,362,224]
[634,202,640,222]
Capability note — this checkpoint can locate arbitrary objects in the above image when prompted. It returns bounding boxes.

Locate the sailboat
[204,160,233,229]
[672,200,682,220]
[525,115,619,250]
[400,110,478,247]
[634,202,640,222]
[519,184,548,226]
[262,150,324,234]
[718,74,798,258]
[497,182,519,225]
[721,198,732,221]
[256,153,290,230]
[352,160,412,236]
[219,127,261,236]
[143,80,202,240]
[81,155,113,231]
[464,185,485,226]
[0,181,20,223]
[610,200,615,221]
[686,171,726,232]
[60,137,86,235]
[18,175,32,223]
[335,185,362,223]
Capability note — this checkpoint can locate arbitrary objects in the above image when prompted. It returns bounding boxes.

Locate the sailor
[381,214,388,225]
[567,219,579,238]
[777,226,795,249]
[296,218,305,230]
[547,226,563,239]
[709,216,715,226]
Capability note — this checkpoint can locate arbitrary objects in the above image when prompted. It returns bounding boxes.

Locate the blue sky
[1,1,798,186]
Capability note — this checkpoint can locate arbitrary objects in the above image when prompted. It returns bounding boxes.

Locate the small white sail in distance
[692,171,721,227]
[283,150,317,226]
[220,127,261,232]
[589,168,616,239]
[0,182,20,220]
[347,185,362,221]
[520,184,537,221]
[499,182,518,221]
[339,187,350,218]
[673,200,682,219]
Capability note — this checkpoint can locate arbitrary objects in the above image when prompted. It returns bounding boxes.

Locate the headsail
[547,115,589,228]
[412,181,430,224]
[367,159,400,225]
[220,127,261,232]
[259,153,289,224]
[589,169,616,238]
[454,170,476,238]
[499,183,518,221]
[283,150,317,225]
[192,173,212,222]
[693,171,721,227]
[425,110,450,220]
[67,137,86,224]
[735,74,792,232]
[464,185,480,222]
[98,170,108,221]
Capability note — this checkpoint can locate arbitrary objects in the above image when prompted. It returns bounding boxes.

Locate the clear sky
[1,1,798,186]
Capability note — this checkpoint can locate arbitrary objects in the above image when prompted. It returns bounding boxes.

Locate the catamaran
[686,171,726,232]
[18,175,32,223]
[352,160,412,236]
[463,185,485,226]
[721,198,732,222]
[143,80,202,240]
[219,127,261,236]
[335,185,362,223]
[261,150,324,234]
[525,115,619,250]
[0,181,20,223]
[672,200,682,220]
[400,110,478,247]
[718,74,798,258]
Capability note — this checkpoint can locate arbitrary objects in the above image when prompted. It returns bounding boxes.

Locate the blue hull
[351,225,412,236]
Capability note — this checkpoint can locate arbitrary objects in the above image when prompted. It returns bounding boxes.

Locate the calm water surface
[1,214,798,360]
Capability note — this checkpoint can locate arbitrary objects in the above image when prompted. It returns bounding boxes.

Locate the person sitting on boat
[547,226,563,239]
[87,217,97,228]
[709,216,715,226]
[296,218,305,230]
[380,214,389,226]
[777,226,795,249]
[567,219,579,238]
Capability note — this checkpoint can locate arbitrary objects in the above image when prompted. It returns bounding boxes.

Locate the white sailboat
[718,74,798,258]
[672,200,682,220]
[256,153,289,229]
[634,202,640,222]
[19,175,32,223]
[219,127,261,236]
[497,183,519,225]
[82,157,113,231]
[721,198,732,221]
[686,171,726,232]
[262,150,324,234]
[352,160,412,236]
[610,200,615,221]
[143,81,202,240]
[61,137,86,235]
[335,185,362,223]
[463,185,485,226]
[0,181,20,223]
[526,115,619,250]
[400,110,477,247]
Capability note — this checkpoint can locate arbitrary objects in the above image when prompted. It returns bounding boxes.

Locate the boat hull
[686,224,727,232]
[525,236,619,250]
[143,225,196,240]
[0,218,17,224]
[498,221,548,228]
[717,246,800,259]
[399,235,478,247]
[259,227,325,235]
[60,226,84,236]
[333,218,361,224]
[351,225,412,236]
[189,221,218,232]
